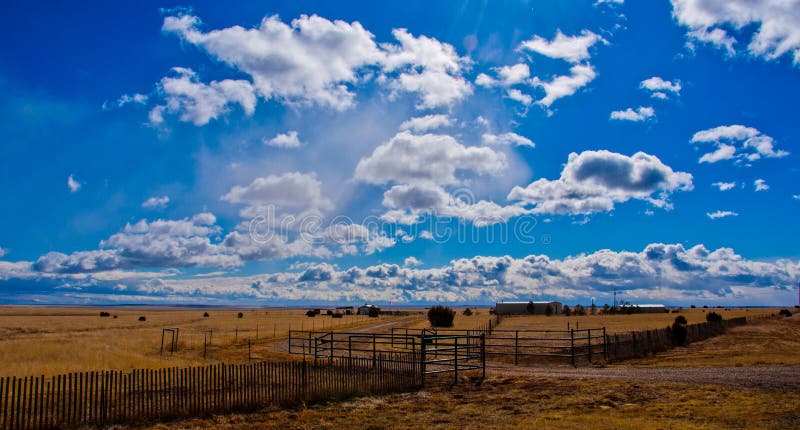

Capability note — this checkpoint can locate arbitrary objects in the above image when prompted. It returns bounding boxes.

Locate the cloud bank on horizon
[0,0,798,306]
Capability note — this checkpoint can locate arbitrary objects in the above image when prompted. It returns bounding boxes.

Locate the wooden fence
[606,316,749,361]
[0,355,419,430]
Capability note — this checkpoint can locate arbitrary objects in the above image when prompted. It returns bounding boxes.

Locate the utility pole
[613,289,617,309]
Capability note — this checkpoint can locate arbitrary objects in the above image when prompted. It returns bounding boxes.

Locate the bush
[706,312,723,323]
[428,305,456,327]
[138,316,146,322]
[690,304,696,309]
[779,309,793,317]
[237,312,244,318]
[463,308,473,316]
[526,301,535,314]
[672,316,688,346]
[113,315,117,319]
[562,305,571,316]
[306,310,316,317]
[545,304,554,316]
[368,306,380,318]
[574,304,586,316]
[203,312,209,318]
[99,311,111,317]
[332,312,343,318]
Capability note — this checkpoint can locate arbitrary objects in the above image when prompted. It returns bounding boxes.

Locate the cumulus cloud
[671,0,800,65]
[67,175,81,193]
[354,131,506,185]
[754,178,769,191]
[691,124,788,164]
[610,106,655,122]
[105,93,148,110]
[707,210,738,219]
[519,30,604,64]
[142,195,170,209]
[221,172,331,213]
[15,243,795,306]
[482,132,535,148]
[712,181,736,191]
[264,131,302,148]
[508,150,693,215]
[399,114,453,133]
[404,256,422,267]
[381,183,531,226]
[0,247,6,258]
[149,68,256,126]
[532,64,598,108]
[639,77,682,99]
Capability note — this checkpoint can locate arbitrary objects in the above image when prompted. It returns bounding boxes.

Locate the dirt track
[488,362,800,391]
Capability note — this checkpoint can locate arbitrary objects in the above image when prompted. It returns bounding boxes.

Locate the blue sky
[0,0,798,306]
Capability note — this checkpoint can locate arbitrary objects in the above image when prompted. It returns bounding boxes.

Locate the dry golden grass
[0,306,409,377]
[488,308,776,334]
[129,376,800,429]
[626,314,800,367]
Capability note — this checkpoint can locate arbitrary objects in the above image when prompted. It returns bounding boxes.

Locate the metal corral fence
[288,330,486,384]
[606,316,749,361]
[0,356,419,430]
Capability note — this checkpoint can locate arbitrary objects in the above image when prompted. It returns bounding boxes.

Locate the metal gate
[420,333,485,385]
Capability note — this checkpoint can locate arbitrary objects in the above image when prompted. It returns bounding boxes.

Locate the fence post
[603,327,607,362]
[203,334,207,359]
[348,337,353,375]
[453,337,458,385]
[514,330,519,365]
[570,329,575,367]
[372,334,377,369]
[420,337,426,387]
[301,360,307,402]
[587,329,592,363]
[480,333,486,380]
[247,338,251,362]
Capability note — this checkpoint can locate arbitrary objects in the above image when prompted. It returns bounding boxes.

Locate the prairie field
[0,306,409,377]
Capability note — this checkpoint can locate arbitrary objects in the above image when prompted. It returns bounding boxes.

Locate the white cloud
[404,256,422,267]
[382,29,473,109]
[142,196,170,209]
[712,181,736,191]
[707,210,738,219]
[0,247,6,258]
[150,68,256,126]
[508,150,693,215]
[495,63,531,86]
[381,183,531,226]
[221,172,331,212]
[355,131,507,185]
[610,106,655,121]
[532,64,598,108]
[481,132,535,148]
[793,195,800,200]
[691,124,788,164]
[671,0,800,65]
[264,130,302,148]
[640,77,682,99]
[519,30,604,64]
[67,175,81,193]
[505,88,534,105]
[754,178,769,191]
[106,93,148,110]
[400,114,453,133]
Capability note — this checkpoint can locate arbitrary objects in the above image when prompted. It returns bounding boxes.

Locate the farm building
[631,304,667,313]
[493,301,562,315]
[357,304,380,315]
[336,306,355,315]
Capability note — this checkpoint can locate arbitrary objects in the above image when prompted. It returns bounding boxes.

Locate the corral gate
[420,333,485,385]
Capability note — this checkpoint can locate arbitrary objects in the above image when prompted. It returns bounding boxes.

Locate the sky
[0,0,798,307]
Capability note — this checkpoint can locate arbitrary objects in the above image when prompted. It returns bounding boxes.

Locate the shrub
[562,305,571,316]
[545,304,554,316]
[332,312,343,318]
[463,308,473,316]
[113,315,117,319]
[690,305,696,309]
[526,301,535,314]
[368,306,380,318]
[138,316,146,322]
[203,312,209,318]
[237,312,244,318]
[428,305,456,327]
[306,310,316,317]
[574,304,586,316]
[671,316,688,345]
[99,311,111,317]
[702,305,708,309]
[779,309,793,317]
[706,312,723,323]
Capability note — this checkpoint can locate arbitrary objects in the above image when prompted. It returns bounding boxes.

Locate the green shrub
[463,308,473,316]
[138,316,146,322]
[237,312,244,318]
[203,312,209,318]
[545,304,554,316]
[428,305,456,327]
[706,312,723,323]
[526,301,535,314]
[562,305,571,316]
[368,306,380,318]
[99,311,111,317]
[332,312,343,318]
[779,309,793,317]
[306,310,316,317]
[672,315,688,345]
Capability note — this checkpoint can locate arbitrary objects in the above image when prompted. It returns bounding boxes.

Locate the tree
[672,315,688,346]
[237,312,244,318]
[463,308,473,316]
[574,304,586,316]
[545,304,554,316]
[428,305,456,327]
[526,301,535,314]
[368,306,380,318]
[562,305,571,316]
[203,312,209,318]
